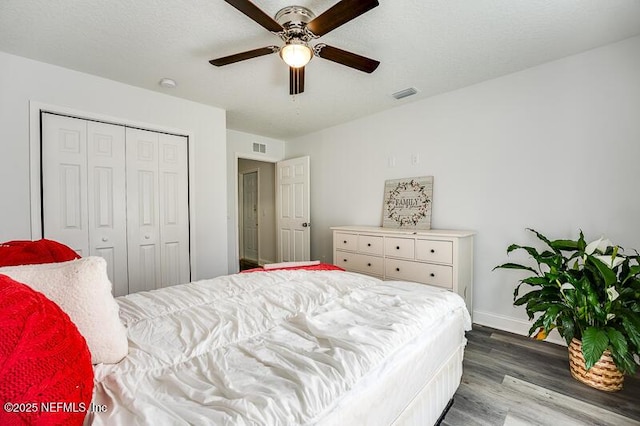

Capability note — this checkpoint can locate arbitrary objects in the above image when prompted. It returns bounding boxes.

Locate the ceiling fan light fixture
[280,42,312,68]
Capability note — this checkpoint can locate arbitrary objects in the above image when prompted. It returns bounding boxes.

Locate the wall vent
[252,142,267,153]
[391,87,418,100]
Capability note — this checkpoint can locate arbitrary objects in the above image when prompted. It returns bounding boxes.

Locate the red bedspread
[241,262,344,273]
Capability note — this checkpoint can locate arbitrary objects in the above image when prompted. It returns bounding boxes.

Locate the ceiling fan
[209,0,380,95]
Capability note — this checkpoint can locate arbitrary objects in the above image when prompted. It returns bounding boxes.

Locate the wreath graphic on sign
[386,179,431,227]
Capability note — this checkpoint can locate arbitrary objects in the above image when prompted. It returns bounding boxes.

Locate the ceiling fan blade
[224,0,283,33]
[209,46,279,66]
[306,0,379,37]
[289,66,305,95]
[315,44,380,73]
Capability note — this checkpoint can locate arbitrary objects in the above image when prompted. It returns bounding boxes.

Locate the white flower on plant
[560,282,575,290]
[585,237,613,255]
[606,286,620,302]
[594,254,625,269]
[607,313,616,321]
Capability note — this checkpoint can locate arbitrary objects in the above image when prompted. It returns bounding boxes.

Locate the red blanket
[0,239,80,267]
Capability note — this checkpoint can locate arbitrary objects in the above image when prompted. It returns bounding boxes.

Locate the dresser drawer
[385,258,453,289]
[358,235,384,256]
[415,239,453,264]
[336,252,384,276]
[384,237,415,259]
[334,232,358,252]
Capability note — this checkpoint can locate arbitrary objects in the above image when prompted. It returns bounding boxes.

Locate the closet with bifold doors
[41,112,190,296]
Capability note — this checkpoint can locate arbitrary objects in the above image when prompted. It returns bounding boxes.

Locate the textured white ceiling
[1,0,639,139]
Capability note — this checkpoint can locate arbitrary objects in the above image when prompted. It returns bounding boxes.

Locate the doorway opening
[238,158,276,271]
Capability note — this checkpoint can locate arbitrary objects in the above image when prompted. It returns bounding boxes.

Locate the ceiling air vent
[252,142,267,154]
[391,87,418,100]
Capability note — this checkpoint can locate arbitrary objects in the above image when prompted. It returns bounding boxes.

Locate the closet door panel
[126,128,161,293]
[87,121,128,295]
[158,134,190,287]
[42,114,89,256]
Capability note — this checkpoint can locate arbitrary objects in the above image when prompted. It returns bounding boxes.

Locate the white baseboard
[473,310,566,346]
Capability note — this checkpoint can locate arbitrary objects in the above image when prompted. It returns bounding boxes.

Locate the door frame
[232,152,280,273]
[238,168,260,264]
[28,101,197,275]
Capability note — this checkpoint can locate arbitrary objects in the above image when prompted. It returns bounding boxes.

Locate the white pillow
[0,256,128,364]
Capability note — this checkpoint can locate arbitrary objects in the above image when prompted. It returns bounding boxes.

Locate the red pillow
[0,239,80,267]
[0,274,94,426]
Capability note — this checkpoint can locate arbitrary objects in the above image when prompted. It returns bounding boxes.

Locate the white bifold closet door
[41,113,189,296]
[125,128,190,293]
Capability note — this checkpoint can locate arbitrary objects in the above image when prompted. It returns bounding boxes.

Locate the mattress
[88,270,471,425]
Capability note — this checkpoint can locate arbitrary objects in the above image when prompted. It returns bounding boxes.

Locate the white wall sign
[382,176,433,229]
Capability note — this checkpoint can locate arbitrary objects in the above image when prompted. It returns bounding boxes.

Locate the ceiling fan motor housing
[275,6,316,43]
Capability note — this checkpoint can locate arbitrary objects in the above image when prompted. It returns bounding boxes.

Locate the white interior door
[87,121,128,296]
[241,171,259,262]
[42,114,90,256]
[158,133,190,287]
[276,156,310,262]
[126,128,161,292]
[42,114,128,295]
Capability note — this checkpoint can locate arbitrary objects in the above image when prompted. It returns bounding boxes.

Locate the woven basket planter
[568,338,624,392]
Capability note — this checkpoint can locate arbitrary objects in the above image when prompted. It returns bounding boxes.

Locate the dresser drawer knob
[396,246,400,250]
[343,259,348,262]
[430,249,435,253]
[343,240,347,244]
[396,267,400,272]
[367,263,372,267]
[367,243,371,247]
[430,273,435,277]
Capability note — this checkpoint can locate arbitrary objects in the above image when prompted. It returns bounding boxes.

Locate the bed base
[391,343,463,426]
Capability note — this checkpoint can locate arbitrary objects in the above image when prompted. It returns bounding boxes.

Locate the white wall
[0,51,228,280]
[286,35,640,335]
[226,129,286,273]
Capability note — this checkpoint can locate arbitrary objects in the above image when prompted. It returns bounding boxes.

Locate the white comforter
[89,270,471,425]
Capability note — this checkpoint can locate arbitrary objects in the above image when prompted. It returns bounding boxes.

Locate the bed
[86,266,471,425]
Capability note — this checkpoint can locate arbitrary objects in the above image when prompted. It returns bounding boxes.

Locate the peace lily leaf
[527,228,556,252]
[494,263,538,274]
[550,239,579,251]
[587,256,617,287]
[607,328,628,358]
[582,327,609,371]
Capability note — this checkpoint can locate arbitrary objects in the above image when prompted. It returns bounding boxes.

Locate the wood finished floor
[442,325,640,426]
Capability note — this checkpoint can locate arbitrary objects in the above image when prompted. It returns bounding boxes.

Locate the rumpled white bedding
[88,270,471,425]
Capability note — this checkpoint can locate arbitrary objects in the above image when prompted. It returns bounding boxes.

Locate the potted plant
[494,229,640,391]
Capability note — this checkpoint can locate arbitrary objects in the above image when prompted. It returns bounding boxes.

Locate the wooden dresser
[331,226,475,317]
